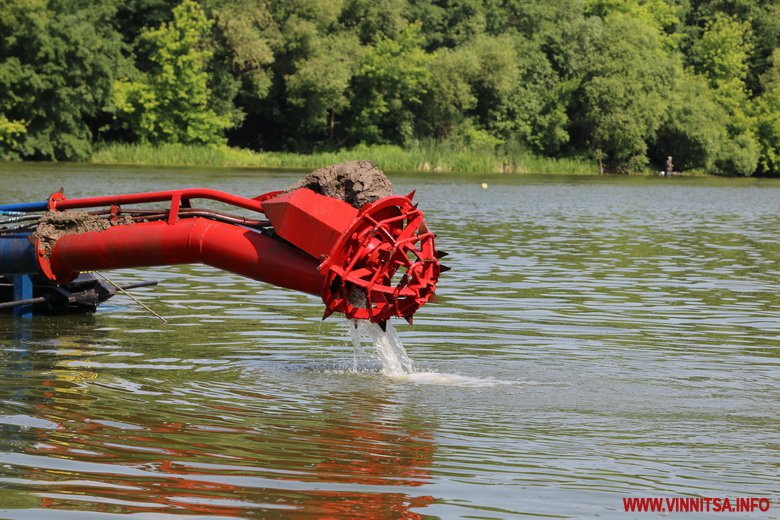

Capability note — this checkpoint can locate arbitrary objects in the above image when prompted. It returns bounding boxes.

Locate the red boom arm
[34,187,441,323]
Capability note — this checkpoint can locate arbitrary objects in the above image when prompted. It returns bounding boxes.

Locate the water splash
[348,320,414,376]
[346,320,553,387]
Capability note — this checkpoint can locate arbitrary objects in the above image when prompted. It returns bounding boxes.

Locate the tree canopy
[0,0,778,175]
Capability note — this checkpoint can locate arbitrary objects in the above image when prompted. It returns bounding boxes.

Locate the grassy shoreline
[90,143,599,175]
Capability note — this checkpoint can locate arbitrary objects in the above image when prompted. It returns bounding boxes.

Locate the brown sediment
[30,162,391,257]
[287,160,393,208]
[30,211,133,256]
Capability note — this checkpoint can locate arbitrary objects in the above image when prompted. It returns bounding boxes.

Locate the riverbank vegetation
[91,142,598,174]
[1,0,779,176]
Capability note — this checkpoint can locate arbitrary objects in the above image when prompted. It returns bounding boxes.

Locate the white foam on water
[347,320,562,387]
[406,372,571,387]
[399,371,514,387]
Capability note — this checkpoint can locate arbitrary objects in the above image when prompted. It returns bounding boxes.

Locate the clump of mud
[287,160,392,208]
[30,211,132,256]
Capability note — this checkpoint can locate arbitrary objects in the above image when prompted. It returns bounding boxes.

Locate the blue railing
[0,200,49,214]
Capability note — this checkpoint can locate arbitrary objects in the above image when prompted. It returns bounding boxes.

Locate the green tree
[347,23,432,144]
[239,0,357,149]
[754,48,780,175]
[114,0,174,45]
[0,115,27,159]
[585,0,684,50]
[690,13,759,175]
[0,0,124,160]
[420,44,479,138]
[419,33,518,146]
[204,0,279,147]
[408,0,488,50]
[652,71,730,172]
[208,0,277,104]
[486,35,570,154]
[571,11,673,171]
[686,0,780,95]
[113,0,234,144]
[286,33,362,139]
[691,12,753,87]
[484,0,593,154]
[341,0,409,43]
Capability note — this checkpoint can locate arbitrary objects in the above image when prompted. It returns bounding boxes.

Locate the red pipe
[50,188,268,214]
[45,218,323,295]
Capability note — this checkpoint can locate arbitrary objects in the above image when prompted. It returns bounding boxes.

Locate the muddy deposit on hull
[31,211,131,256]
[30,161,391,256]
[288,160,392,209]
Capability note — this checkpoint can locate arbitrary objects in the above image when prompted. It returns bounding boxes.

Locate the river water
[0,164,778,518]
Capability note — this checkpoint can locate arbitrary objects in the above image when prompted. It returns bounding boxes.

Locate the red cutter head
[318,194,440,323]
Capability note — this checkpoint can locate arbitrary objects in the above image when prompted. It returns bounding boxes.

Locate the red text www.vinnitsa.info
[623,497,771,513]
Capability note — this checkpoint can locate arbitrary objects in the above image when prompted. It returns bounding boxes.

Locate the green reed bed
[91,143,229,167]
[91,142,597,175]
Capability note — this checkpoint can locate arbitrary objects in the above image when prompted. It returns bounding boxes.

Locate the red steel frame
[35,186,441,323]
[49,188,274,215]
[40,188,321,294]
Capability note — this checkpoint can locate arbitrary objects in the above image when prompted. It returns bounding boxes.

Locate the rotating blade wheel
[319,195,441,323]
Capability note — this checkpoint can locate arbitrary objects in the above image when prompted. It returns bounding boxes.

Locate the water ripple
[1,170,779,517]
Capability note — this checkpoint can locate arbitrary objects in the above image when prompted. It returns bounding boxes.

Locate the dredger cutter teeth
[318,193,442,323]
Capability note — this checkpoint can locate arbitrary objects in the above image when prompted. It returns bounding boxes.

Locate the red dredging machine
[0,171,445,326]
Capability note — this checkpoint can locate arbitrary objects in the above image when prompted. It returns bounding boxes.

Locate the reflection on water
[1,165,779,518]
[1,330,437,518]
[1,315,437,518]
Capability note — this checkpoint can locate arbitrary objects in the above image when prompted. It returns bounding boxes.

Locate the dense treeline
[1,0,778,175]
